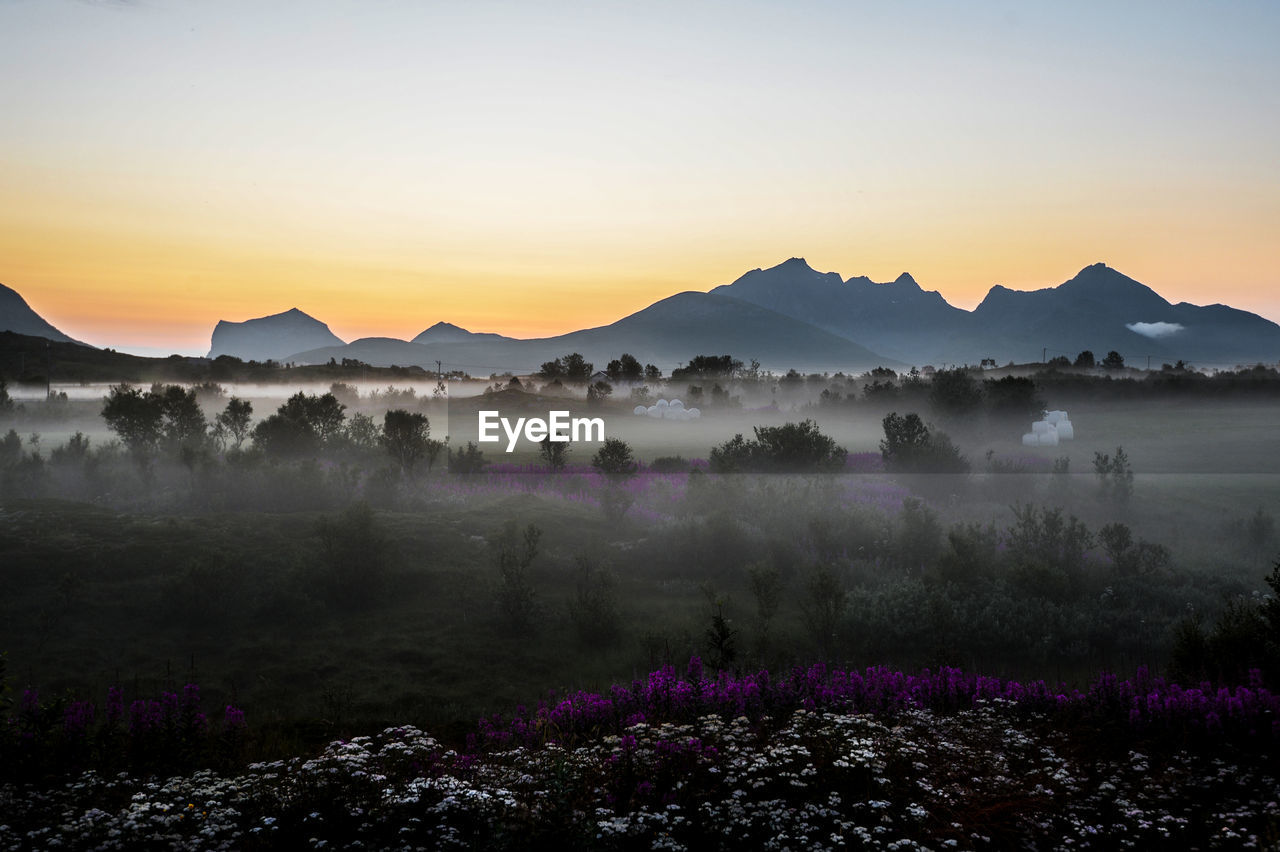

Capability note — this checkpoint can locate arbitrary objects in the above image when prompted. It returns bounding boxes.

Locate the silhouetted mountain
[972,264,1280,365]
[713,259,1280,367]
[235,260,1279,373]
[289,292,899,374]
[0,283,84,345]
[411,322,513,345]
[711,258,979,364]
[208,308,344,361]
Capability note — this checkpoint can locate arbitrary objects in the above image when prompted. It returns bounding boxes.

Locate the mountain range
[3,261,1279,373]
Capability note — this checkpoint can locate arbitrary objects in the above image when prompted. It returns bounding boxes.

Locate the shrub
[879,412,969,474]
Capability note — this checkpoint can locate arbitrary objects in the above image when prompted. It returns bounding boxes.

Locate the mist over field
[2,352,1280,847]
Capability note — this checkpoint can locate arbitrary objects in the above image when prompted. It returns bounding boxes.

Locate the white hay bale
[633,405,648,416]
[669,409,690,421]
[1046,410,1068,425]
[1038,430,1060,446]
[1022,433,1039,446]
[687,407,701,419]
[647,405,662,418]
[669,399,684,410]
[655,399,670,409]
[1055,420,1074,440]
[1032,420,1054,434]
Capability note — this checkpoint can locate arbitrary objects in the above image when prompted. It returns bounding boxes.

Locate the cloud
[1126,321,1185,339]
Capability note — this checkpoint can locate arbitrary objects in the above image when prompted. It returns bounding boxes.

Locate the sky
[2,0,1278,356]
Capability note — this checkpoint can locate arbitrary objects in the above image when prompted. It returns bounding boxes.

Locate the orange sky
[2,1,1277,355]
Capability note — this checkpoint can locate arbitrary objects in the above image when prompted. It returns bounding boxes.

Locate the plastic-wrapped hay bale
[633,404,648,416]
[669,409,690,421]
[1038,429,1060,446]
[1022,433,1039,446]
[669,398,685,410]
[687,407,701,419]
[647,405,662,418]
[1032,420,1053,434]
[1056,420,1074,440]
[1046,410,1068,425]
[655,398,670,409]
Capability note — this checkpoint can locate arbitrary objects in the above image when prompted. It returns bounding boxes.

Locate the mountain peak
[208,308,344,360]
[893,273,918,288]
[0,282,83,345]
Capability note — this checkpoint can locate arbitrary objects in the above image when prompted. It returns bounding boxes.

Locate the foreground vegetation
[2,661,1277,850]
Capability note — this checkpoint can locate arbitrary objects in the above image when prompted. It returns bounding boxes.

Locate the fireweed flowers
[2,663,1277,849]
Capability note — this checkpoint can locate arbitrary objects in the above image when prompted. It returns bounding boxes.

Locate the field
[1,368,1279,847]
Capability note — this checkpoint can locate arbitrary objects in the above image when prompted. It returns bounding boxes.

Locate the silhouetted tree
[879,411,969,473]
[1102,350,1126,370]
[215,397,253,450]
[101,384,165,461]
[381,409,431,473]
[591,437,637,478]
[928,368,983,419]
[539,435,570,471]
[605,353,643,382]
[1074,350,1096,368]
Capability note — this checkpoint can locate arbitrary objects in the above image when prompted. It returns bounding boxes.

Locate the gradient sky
[2,0,1278,355]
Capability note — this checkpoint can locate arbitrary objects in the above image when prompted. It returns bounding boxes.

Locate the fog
[2,363,1279,774]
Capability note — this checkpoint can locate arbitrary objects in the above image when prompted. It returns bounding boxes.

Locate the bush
[708,420,846,473]
[879,412,969,474]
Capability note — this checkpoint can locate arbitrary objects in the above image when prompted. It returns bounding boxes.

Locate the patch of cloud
[1126,321,1185,339]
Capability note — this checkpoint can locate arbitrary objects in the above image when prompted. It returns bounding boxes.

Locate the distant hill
[208,308,344,362]
[289,292,900,374]
[411,322,513,345]
[0,283,84,345]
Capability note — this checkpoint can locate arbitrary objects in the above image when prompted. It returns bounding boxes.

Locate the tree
[449,441,487,475]
[586,380,613,404]
[983,376,1044,421]
[708,419,847,473]
[928,368,983,419]
[0,380,13,416]
[605,353,643,382]
[591,437,637,478]
[562,353,593,383]
[380,409,431,473]
[493,521,541,634]
[253,392,347,456]
[344,412,379,450]
[644,363,662,382]
[1093,446,1134,503]
[101,384,165,460]
[1102,350,1125,370]
[215,397,253,450]
[568,556,619,646]
[280,392,346,442]
[1074,350,1096,368]
[879,411,969,474]
[538,358,565,380]
[671,355,742,381]
[539,435,570,471]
